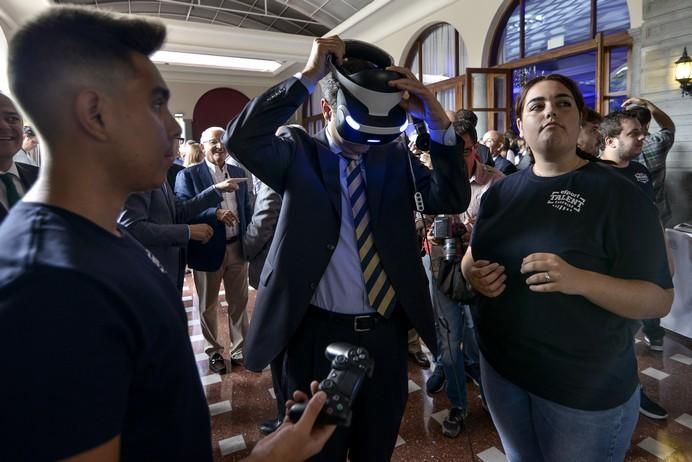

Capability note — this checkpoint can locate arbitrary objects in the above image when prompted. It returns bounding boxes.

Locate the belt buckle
[354,315,372,332]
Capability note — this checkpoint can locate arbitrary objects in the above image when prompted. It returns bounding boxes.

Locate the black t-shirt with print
[470,161,672,411]
[0,203,212,461]
[611,161,655,203]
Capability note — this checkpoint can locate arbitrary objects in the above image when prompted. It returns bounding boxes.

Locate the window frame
[490,0,632,113]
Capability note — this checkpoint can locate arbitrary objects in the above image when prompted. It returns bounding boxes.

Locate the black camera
[413,118,431,152]
[288,343,374,427]
[433,215,465,262]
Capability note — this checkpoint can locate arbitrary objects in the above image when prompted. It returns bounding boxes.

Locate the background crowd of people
[0,5,680,462]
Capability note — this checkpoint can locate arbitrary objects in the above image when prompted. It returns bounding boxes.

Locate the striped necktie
[346,158,397,318]
[0,173,20,209]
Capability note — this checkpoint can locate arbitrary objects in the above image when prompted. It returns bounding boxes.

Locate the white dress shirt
[205,158,238,239]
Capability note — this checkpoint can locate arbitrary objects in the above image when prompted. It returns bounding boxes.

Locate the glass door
[465,68,513,134]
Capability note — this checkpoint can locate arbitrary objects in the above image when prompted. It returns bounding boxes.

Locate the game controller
[288,342,374,427]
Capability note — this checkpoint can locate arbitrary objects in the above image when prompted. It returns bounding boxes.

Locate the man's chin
[137,171,167,192]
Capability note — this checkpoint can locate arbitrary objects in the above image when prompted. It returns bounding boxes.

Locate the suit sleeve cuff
[429,124,456,146]
[293,72,317,94]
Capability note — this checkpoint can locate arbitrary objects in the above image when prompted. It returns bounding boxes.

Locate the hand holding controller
[288,342,374,427]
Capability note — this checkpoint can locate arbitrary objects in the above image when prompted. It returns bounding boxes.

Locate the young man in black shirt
[600,110,654,201]
[600,109,670,421]
[0,7,332,461]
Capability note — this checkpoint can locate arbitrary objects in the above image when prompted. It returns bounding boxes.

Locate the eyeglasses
[202,138,223,146]
[176,137,185,145]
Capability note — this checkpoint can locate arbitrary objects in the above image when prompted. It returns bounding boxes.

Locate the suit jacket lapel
[314,130,341,219]
[161,181,176,222]
[16,162,38,190]
[199,163,214,190]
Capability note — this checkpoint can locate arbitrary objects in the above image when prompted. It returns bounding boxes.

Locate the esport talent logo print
[547,189,586,213]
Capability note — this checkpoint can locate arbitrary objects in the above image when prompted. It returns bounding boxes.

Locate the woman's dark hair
[515,74,585,121]
[515,74,605,163]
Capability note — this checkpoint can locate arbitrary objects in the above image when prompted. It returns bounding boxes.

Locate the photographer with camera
[224,36,469,460]
[423,119,504,437]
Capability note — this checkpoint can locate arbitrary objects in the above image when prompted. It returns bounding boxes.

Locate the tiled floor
[182,277,692,461]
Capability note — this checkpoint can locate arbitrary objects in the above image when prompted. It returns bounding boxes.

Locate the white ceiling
[0,0,458,87]
[52,0,376,37]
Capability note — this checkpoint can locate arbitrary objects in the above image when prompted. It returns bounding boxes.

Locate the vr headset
[328,40,408,145]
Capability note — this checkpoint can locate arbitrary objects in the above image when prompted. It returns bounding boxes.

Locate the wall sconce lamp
[674,47,692,97]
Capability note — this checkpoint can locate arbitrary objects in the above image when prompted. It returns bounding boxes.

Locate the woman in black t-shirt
[461,74,673,462]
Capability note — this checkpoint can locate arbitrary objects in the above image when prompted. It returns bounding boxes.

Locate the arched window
[494,0,630,64]
[491,0,631,114]
[405,23,468,110]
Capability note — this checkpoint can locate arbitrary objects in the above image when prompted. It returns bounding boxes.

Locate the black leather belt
[226,236,239,245]
[308,305,381,333]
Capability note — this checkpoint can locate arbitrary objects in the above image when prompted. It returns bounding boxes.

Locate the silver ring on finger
[544,272,551,282]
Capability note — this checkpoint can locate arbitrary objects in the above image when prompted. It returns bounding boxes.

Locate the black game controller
[288,342,374,427]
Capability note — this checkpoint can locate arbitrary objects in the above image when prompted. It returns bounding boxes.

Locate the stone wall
[633,0,692,225]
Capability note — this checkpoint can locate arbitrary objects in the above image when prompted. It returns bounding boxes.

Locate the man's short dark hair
[452,119,477,143]
[8,6,166,141]
[626,105,652,128]
[582,108,602,126]
[455,109,478,128]
[599,110,639,140]
[319,58,393,108]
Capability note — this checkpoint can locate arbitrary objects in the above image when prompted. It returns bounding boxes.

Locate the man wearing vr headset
[225,36,470,461]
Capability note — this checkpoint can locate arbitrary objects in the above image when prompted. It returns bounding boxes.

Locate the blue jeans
[424,256,481,410]
[481,354,640,462]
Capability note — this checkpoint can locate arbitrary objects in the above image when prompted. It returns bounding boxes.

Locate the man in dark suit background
[167,137,185,190]
[118,162,242,292]
[244,165,283,435]
[175,126,253,375]
[225,36,470,460]
[482,129,517,175]
[0,94,38,224]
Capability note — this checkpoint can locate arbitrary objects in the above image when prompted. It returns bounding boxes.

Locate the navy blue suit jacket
[224,77,471,371]
[174,162,252,272]
[493,155,517,175]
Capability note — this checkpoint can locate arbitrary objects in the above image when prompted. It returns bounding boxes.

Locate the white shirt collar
[205,158,226,175]
[1,161,20,177]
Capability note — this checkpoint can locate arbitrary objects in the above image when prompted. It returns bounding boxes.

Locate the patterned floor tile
[200,374,221,386]
[637,437,676,459]
[674,413,692,430]
[477,447,507,462]
[218,435,246,456]
[407,380,421,393]
[641,367,670,381]
[670,354,692,366]
[209,400,232,416]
